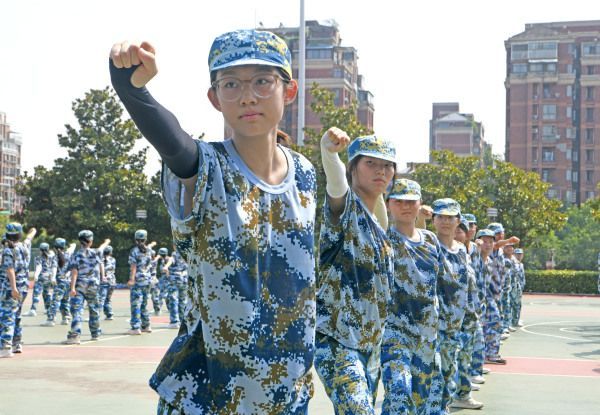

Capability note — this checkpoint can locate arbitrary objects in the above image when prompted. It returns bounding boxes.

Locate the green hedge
[525,270,599,294]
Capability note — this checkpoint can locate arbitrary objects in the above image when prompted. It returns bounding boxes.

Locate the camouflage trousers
[510,284,522,327]
[98,283,115,319]
[69,282,101,337]
[380,327,442,415]
[438,331,461,412]
[130,284,151,330]
[484,298,502,359]
[49,279,71,321]
[166,281,187,324]
[500,286,512,330]
[0,284,28,348]
[314,332,381,415]
[469,306,486,377]
[30,279,53,312]
[455,311,479,400]
[156,396,309,415]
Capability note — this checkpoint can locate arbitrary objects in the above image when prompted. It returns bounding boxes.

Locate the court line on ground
[491,372,600,379]
[520,320,597,342]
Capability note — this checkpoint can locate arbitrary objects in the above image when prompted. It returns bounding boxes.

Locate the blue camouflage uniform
[128,245,154,330]
[485,250,503,359]
[468,248,487,377]
[98,254,116,319]
[151,138,317,414]
[437,242,469,411]
[67,247,103,340]
[500,253,514,331]
[49,250,72,323]
[0,239,32,350]
[32,252,58,316]
[315,189,393,415]
[510,254,525,327]
[382,227,446,415]
[166,250,188,325]
[154,253,170,316]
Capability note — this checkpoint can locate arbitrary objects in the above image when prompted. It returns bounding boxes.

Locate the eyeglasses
[212,74,285,102]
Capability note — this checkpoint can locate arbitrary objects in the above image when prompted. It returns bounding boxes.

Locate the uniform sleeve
[128,249,137,266]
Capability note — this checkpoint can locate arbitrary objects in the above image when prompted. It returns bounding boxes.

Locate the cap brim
[349,152,397,163]
[433,209,460,216]
[388,194,421,201]
[211,59,289,74]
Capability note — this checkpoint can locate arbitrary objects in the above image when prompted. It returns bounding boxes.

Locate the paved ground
[1,293,599,414]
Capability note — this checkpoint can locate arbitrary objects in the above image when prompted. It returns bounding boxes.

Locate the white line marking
[520,321,597,342]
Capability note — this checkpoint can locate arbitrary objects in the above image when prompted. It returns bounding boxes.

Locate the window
[532,147,538,162]
[543,83,552,99]
[542,125,558,139]
[566,127,575,139]
[587,191,596,199]
[532,126,539,141]
[587,65,595,75]
[533,83,539,96]
[567,85,572,97]
[542,147,555,162]
[586,128,594,142]
[586,108,595,122]
[567,64,574,74]
[512,64,527,74]
[542,168,553,181]
[332,68,343,78]
[566,170,572,181]
[543,105,557,120]
[573,171,579,183]
[583,42,600,56]
[587,170,594,183]
[528,41,558,59]
[587,86,595,100]
[566,106,572,119]
[573,150,578,162]
[586,149,594,163]
[511,43,528,60]
[307,49,332,60]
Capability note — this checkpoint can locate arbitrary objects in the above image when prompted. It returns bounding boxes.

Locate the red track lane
[491,356,600,377]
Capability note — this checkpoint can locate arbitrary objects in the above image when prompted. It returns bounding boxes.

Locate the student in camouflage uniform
[35,243,58,326]
[0,224,37,357]
[382,179,446,415]
[111,29,317,413]
[47,238,74,325]
[127,230,154,335]
[451,216,484,410]
[479,228,506,365]
[153,247,171,319]
[512,248,526,327]
[64,230,110,344]
[98,246,116,320]
[430,199,481,412]
[166,247,188,329]
[315,129,395,415]
[23,249,48,317]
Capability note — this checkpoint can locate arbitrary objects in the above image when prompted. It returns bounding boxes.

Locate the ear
[284,79,299,104]
[207,88,222,112]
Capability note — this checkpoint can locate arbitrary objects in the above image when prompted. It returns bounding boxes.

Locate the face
[388,198,421,225]
[515,253,524,261]
[504,245,514,256]
[207,65,297,140]
[481,236,494,254]
[455,227,467,243]
[433,214,459,238]
[467,223,477,240]
[351,156,395,196]
[494,231,505,241]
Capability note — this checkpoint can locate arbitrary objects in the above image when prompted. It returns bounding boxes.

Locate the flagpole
[297,0,306,146]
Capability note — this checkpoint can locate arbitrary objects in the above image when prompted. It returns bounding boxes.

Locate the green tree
[18,87,171,280]
[553,202,600,270]
[411,150,566,243]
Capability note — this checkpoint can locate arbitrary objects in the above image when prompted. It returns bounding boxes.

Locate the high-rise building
[0,112,23,214]
[505,20,600,204]
[429,102,490,162]
[268,20,374,142]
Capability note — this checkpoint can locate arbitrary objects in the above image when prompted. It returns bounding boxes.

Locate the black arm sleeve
[109,60,199,179]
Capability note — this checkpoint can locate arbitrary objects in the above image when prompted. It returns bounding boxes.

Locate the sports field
[1,293,599,414]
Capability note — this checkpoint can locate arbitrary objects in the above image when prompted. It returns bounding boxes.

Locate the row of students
[108,28,527,414]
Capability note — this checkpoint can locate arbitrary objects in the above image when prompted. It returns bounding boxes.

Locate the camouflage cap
[208,29,293,79]
[514,248,524,254]
[387,178,421,201]
[458,215,469,232]
[5,222,22,235]
[432,198,461,216]
[39,242,50,251]
[348,135,396,163]
[78,230,94,240]
[158,247,169,256]
[54,238,67,249]
[487,222,505,234]
[463,213,477,224]
[134,229,148,241]
[103,245,113,255]
[476,229,495,238]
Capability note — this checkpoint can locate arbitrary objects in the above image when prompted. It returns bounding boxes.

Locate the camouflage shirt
[150,140,317,414]
[34,253,57,281]
[68,247,103,285]
[103,256,116,285]
[386,228,444,342]
[128,245,154,286]
[317,189,393,353]
[1,240,32,288]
